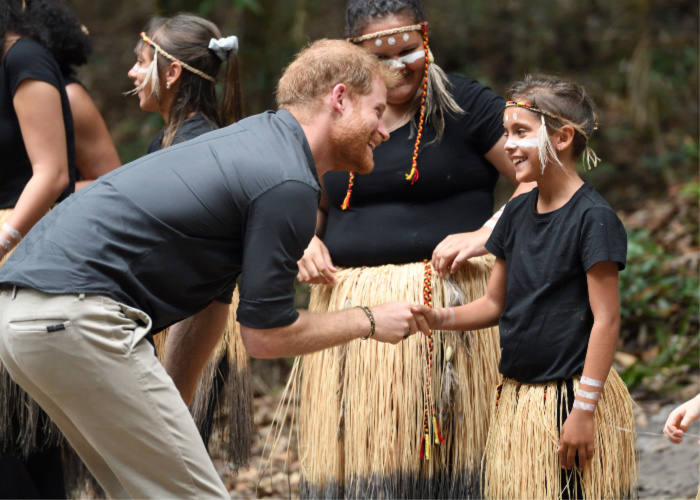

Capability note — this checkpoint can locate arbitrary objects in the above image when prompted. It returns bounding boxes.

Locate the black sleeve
[236,181,318,329]
[579,206,628,271]
[454,77,506,155]
[7,40,63,97]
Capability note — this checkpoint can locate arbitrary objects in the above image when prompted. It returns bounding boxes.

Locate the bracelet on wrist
[356,305,375,340]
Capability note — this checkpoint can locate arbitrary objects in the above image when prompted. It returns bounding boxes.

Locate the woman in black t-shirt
[0,1,75,498]
[28,0,121,191]
[292,1,535,498]
[125,13,252,471]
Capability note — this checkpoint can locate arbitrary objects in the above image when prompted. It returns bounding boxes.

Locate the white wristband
[580,376,604,388]
[2,223,21,242]
[576,389,601,401]
[573,400,596,412]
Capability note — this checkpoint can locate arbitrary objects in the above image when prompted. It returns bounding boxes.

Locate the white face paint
[388,37,396,45]
[137,67,149,74]
[383,49,425,69]
[375,39,382,46]
[403,33,410,41]
[513,112,518,120]
[505,137,539,149]
[504,115,508,122]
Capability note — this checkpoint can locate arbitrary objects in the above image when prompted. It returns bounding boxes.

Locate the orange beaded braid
[341,23,430,210]
[405,23,429,185]
[419,260,445,461]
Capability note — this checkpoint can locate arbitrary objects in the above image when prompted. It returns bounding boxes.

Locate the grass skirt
[483,370,638,499]
[294,257,500,498]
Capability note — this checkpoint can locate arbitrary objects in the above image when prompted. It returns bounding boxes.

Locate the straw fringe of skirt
[482,370,638,499]
[292,257,501,499]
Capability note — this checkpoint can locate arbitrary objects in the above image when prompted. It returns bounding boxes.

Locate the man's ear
[330,83,348,115]
[165,61,183,88]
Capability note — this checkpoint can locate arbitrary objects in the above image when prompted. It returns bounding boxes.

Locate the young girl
[412,74,637,499]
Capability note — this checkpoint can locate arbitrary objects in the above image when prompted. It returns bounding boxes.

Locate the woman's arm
[66,82,121,190]
[297,191,338,284]
[558,260,621,471]
[431,136,536,277]
[1,79,69,256]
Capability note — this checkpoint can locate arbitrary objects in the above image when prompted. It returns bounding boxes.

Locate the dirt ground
[213,393,700,499]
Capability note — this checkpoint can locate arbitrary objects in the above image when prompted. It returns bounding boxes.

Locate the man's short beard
[329,110,375,174]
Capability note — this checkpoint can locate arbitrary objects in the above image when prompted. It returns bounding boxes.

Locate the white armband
[2,223,21,242]
[576,389,601,401]
[483,204,506,229]
[580,376,604,388]
[573,400,596,412]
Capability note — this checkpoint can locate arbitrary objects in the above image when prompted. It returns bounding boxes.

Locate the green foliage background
[66,0,698,395]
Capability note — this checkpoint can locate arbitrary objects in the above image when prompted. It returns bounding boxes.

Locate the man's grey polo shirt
[0,109,321,332]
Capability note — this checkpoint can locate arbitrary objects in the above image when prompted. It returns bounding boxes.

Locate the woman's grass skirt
[483,370,638,499]
[294,257,500,498]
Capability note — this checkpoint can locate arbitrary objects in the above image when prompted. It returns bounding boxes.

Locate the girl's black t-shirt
[322,75,505,267]
[0,38,76,208]
[147,113,217,154]
[485,183,627,384]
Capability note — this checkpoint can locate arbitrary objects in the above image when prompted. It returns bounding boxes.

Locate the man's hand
[370,301,420,344]
[432,227,491,277]
[558,409,595,470]
[664,394,700,444]
[297,235,337,284]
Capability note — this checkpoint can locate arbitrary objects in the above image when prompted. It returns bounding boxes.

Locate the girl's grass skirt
[294,257,501,498]
[483,370,638,499]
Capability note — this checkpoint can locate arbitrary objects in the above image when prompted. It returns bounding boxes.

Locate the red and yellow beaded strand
[341,23,431,210]
[419,260,445,460]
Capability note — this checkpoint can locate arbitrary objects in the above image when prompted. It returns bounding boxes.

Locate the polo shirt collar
[276,109,320,187]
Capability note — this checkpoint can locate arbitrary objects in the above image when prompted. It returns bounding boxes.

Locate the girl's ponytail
[221,49,244,126]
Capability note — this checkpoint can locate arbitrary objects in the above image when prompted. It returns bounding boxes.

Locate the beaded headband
[341,22,430,210]
[350,23,423,44]
[505,100,600,170]
[139,32,217,83]
[505,101,591,141]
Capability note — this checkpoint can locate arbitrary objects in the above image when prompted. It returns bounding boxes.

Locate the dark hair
[139,13,244,148]
[1,0,47,56]
[344,0,462,145]
[27,0,91,78]
[508,74,597,158]
[344,0,425,38]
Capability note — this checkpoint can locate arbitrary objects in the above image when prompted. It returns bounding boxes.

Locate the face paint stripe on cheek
[399,49,425,65]
[505,138,539,149]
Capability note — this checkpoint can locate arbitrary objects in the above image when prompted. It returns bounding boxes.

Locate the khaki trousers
[0,286,229,499]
